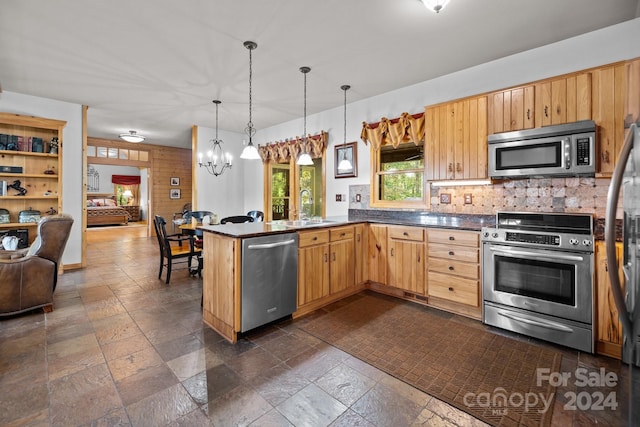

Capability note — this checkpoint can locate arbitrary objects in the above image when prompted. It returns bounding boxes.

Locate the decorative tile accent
[350,177,617,218]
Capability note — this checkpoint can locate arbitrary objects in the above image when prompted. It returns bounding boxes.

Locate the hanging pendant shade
[240,41,261,160]
[337,84,353,171]
[296,66,314,166]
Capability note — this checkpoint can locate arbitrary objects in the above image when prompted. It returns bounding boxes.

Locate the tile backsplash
[349,177,619,218]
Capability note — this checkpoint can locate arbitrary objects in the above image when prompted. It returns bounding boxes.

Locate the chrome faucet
[299,189,313,220]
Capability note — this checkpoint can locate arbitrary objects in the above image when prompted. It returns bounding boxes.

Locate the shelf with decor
[0,112,65,246]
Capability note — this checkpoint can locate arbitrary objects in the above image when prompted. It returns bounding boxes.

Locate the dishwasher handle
[247,239,296,250]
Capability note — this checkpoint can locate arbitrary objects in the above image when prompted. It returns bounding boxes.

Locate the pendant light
[337,84,353,171]
[198,100,232,176]
[296,66,314,166]
[240,41,261,160]
[420,0,450,13]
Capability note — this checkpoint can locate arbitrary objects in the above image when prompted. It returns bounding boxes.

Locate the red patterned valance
[111,175,141,185]
[258,131,328,163]
[360,112,424,150]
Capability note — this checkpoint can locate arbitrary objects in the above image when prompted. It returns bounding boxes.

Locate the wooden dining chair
[153,215,201,284]
[220,215,254,224]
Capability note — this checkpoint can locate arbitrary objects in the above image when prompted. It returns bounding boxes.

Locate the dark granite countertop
[199,211,495,238]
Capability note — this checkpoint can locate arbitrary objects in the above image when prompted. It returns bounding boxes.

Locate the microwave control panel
[576,137,591,166]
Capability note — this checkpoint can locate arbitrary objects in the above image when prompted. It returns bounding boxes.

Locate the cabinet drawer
[428,272,479,307]
[299,229,330,247]
[428,243,478,263]
[330,226,354,242]
[388,226,424,242]
[428,229,478,247]
[428,258,479,280]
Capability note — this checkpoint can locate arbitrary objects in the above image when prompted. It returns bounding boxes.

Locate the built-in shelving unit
[0,112,65,244]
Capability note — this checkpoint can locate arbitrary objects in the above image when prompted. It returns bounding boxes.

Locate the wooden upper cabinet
[535,73,592,127]
[627,58,640,125]
[425,95,488,181]
[487,85,534,134]
[592,63,626,175]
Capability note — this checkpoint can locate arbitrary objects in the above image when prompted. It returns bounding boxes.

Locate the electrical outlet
[440,193,451,204]
[464,193,473,204]
[355,194,361,202]
[336,194,342,202]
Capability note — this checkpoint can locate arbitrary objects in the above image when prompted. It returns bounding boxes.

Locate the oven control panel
[481,227,593,252]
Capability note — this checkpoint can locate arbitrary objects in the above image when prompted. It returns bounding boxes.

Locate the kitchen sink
[266,219,335,228]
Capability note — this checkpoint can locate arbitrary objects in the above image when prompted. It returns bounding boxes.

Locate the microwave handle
[563,138,571,170]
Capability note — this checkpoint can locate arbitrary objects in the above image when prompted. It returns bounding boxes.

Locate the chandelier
[240,41,261,160]
[119,130,145,143]
[296,66,313,166]
[198,100,232,176]
[337,84,353,171]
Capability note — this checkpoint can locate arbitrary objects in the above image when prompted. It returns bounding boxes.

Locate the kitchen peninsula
[199,212,494,343]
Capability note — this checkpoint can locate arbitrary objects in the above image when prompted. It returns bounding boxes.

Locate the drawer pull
[403,232,409,236]
[448,266,454,271]
[448,287,454,292]
[448,251,454,256]
[449,236,455,241]
[340,232,346,237]
[357,235,361,242]
[312,236,318,241]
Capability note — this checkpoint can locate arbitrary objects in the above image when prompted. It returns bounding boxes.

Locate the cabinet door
[535,73,591,127]
[388,239,425,294]
[627,58,640,124]
[354,224,367,285]
[298,244,330,307]
[425,96,487,181]
[595,241,624,358]
[488,85,534,134]
[330,238,355,294]
[368,224,387,284]
[592,64,626,175]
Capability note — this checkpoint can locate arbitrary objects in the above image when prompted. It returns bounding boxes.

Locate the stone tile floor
[0,235,634,426]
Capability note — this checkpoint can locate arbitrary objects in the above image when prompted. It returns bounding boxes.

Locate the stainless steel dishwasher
[241,233,298,332]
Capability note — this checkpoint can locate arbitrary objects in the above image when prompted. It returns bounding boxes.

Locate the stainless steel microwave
[488,120,596,179]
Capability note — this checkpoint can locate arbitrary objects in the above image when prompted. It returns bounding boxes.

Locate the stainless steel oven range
[482,212,594,353]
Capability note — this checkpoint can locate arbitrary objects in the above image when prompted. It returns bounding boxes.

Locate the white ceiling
[1,0,638,148]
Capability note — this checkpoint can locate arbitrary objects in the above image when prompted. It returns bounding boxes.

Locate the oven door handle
[488,246,585,262]
[497,310,574,333]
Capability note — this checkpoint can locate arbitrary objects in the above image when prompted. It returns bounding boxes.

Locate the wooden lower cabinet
[387,225,426,295]
[427,228,481,319]
[595,240,624,359]
[295,225,362,317]
[202,232,241,343]
[368,224,388,285]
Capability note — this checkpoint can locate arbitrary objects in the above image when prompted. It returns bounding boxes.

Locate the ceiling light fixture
[240,41,261,160]
[337,84,353,172]
[420,0,450,13]
[296,66,313,166]
[119,130,145,143]
[198,100,232,176]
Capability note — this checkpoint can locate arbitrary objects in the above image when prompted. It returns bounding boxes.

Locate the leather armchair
[0,214,74,316]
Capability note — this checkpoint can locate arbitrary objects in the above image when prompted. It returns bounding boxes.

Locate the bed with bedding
[87,197,130,226]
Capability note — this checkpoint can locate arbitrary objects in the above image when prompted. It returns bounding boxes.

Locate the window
[371,142,427,208]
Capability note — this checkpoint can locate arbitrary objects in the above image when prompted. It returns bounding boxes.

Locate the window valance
[258,131,327,163]
[360,112,424,150]
[111,175,141,185]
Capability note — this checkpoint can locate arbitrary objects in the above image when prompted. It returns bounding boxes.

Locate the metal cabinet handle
[526,108,530,120]
[390,248,394,257]
[448,236,455,241]
[448,266,454,271]
[456,163,462,172]
[602,150,610,164]
[324,253,328,262]
[448,287,454,292]
[403,232,409,236]
[448,163,453,172]
[340,232,346,237]
[333,252,336,262]
[357,234,361,242]
[448,251,454,256]
[312,236,318,241]
[544,105,549,117]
